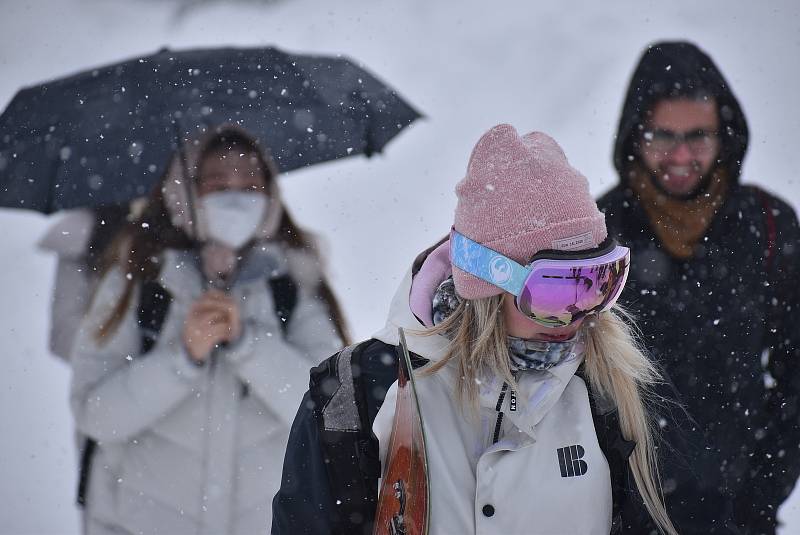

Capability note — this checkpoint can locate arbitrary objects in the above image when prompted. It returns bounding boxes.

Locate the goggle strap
[450,230,529,296]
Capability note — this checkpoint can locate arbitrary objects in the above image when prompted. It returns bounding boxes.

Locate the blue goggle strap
[450,229,530,296]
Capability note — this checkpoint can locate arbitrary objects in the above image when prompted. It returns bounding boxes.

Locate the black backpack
[308,338,637,535]
[76,274,297,507]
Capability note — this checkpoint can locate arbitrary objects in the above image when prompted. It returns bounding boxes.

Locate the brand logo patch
[557,444,587,477]
[489,255,512,285]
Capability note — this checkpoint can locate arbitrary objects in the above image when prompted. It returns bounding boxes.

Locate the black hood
[612,41,749,185]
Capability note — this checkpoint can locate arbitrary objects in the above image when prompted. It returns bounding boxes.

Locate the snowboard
[373,328,430,535]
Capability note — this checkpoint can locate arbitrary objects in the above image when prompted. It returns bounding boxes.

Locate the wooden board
[373,328,430,535]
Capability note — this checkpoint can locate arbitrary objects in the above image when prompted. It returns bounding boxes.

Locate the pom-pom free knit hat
[452,124,607,299]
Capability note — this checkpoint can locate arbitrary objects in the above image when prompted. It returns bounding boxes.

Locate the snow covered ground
[1,1,799,533]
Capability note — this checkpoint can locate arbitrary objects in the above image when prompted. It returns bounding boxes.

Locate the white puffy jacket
[70,245,342,535]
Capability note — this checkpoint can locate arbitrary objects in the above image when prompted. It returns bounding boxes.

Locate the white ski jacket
[372,268,613,535]
[70,245,341,535]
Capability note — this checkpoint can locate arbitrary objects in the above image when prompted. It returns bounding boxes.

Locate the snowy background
[1,1,799,533]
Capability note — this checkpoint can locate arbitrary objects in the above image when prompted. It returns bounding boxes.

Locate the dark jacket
[599,41,800,534]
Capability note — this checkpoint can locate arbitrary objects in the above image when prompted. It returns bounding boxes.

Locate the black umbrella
[0,45,421,213]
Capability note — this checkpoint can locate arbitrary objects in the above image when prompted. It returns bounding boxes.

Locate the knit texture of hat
[453,124,607,299]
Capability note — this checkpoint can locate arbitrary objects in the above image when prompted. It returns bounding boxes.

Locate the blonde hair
[423,296,677,535]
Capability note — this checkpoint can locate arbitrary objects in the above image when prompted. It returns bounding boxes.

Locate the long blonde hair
[423,296,677,535]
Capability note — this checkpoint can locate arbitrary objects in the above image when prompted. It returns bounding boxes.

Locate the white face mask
[200,191,268,249]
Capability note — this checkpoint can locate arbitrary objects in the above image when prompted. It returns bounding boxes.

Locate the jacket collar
[372,266,451,363]
[157,244,292,300]
[158,249,204,300]
[479,349,584,445]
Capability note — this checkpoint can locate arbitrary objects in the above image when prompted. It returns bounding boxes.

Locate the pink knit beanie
[453,124,607,299]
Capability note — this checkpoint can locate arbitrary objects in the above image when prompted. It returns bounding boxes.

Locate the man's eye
[686,131,710,141]
[651,130,674,141]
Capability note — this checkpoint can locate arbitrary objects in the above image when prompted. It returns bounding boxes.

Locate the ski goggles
[450,228,630,327]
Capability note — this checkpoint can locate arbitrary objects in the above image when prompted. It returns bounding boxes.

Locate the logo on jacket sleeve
[557,444,587,477]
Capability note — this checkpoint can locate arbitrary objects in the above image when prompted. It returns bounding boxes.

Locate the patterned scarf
[508,335,580,371]
[431,276,460,326]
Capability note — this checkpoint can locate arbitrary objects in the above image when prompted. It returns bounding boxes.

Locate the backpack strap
[756,187,777,274]
[268,274,297,337]
[310,342,378,534]
[138,280,173,354]
[75,438,96,507]
[310,339,427,535]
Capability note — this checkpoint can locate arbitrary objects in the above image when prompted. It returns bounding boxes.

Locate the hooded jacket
[371,261,613,534]
[612,42,748,183]
[598,41,800,534]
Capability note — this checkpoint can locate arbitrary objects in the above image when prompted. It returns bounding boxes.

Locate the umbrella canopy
[0,46,421,213]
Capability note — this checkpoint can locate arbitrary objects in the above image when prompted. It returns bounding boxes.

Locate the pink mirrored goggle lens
[515,247,630,327]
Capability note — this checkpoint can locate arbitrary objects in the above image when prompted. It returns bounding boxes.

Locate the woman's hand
[182,289,242,364]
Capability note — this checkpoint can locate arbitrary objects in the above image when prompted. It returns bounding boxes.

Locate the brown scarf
[627,166,729,259]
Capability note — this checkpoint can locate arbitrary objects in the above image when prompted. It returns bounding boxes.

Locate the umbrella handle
[172,121,203,243]
[172,121,212,291]
[170,123,246,294]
